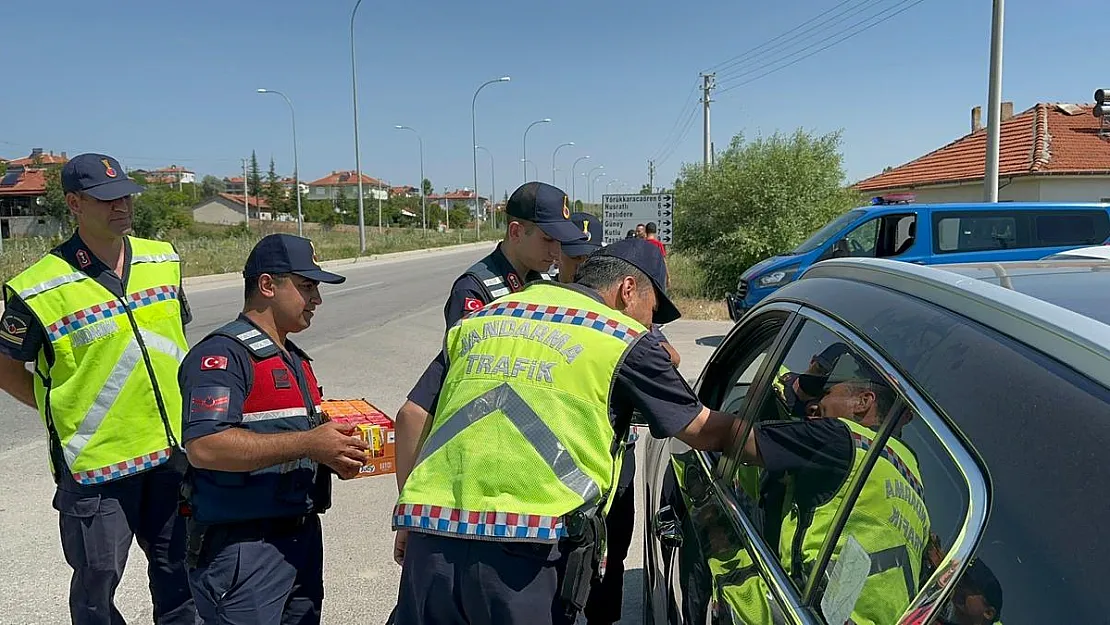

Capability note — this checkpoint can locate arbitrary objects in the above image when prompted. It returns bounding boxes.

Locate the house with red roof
[191,193,275,225]
[427,188,488,216]
[306,171,388,201]
[854,101,1110,203]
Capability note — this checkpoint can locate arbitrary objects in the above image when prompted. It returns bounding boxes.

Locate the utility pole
[648,160,655,192]
[984,0,1005,202]
[701,73,715,171]
[240,158,250,228]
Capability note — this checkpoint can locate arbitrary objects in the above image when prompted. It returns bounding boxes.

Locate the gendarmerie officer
[0,153,196,624]
[177,234,368,624]
[392,239,741,625]
[392,181,588,563]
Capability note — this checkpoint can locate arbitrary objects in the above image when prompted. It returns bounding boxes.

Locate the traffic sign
[601,193,674,244]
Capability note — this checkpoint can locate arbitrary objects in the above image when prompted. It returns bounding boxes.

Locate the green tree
[0,161,7,176]
[200,175,223,199]
[573,199,583,211]
[673,129,862,297]
[640,183,652,194]
[248,151,263,199]
[422,178,433,197]
[131,185,193,238]
[41,167,70,225]
[264,158,285,215]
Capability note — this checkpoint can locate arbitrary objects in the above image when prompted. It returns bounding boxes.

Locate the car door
[693,307,989,625]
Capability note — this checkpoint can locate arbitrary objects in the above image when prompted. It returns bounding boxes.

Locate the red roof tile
[0,168,46,196]
[307,170,386,187]
[217,193,270,209]
[428,189,486,201]
[8,151,67,168]
[853,103,1110,192]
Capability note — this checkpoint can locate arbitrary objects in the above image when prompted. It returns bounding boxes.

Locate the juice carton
[321,399,396,478]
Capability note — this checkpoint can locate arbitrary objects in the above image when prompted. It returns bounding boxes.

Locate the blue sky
[1,0,1104,203]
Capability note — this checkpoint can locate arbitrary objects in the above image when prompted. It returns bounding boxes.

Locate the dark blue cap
[505,182,586,244]
[243,234,346,284]
[561,212,604,257]
[61,153,144,201]
[593,237,680,324]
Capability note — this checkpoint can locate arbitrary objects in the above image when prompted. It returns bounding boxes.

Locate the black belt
[203,514,312,541]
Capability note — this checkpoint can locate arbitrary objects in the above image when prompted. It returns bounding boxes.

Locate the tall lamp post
[570,156,590,205]
[522,118,551,182]
[521,159,538,181]
[586,165,604,205]
[394,125,426,233]
[475,145,496,230]
[551,142,574,185]
[350,0,368,249]
[256,88,302,236]
[984,0,1005,202]
[472,76,511,238]
[589,171,606,204]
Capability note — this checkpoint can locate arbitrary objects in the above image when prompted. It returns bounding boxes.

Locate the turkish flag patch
[200,355,228,371]
[463,297,483,312]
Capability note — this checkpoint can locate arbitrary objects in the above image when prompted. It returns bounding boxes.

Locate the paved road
[0,242,730,624]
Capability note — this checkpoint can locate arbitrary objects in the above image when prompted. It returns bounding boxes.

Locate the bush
[673,129,863,298]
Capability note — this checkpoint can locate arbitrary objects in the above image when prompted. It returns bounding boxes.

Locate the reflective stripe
[63,330,185,466]
[131,253,181,264]
[850,431,925,500]
[17,272,87,300]
[249,338,274,351]
[489,287,510,297]
[251,456,314,475]
[416,383,601,504]
[72,447,173,485]
[45,285,179,341]
[236,328,262,341]
[242,406,309,423]
[469,301,643,344]
[393,502,564,541]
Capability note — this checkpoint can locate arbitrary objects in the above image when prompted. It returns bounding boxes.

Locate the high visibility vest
[779,419,930,625]
[394,282,647,542]
[186,318,329,524]
[5,237,188,484]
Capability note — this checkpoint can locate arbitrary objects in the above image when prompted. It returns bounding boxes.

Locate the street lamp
[570,156,590,205]
[522,118,551,182]
[395,125,426,234]
[521,159,538,181]
[590,172,607,204]
[472,76,511,238]
[606,178,620,193]
[586,165,604,204]
[256,88,302,236]
[475,145,496,230]
[984,0,1005,202]
[350,0,368,248]
[551,142,574,185]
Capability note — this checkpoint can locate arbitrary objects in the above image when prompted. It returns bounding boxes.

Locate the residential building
[306,170,388,201]
[191,193,275,225]
[281,177,309,198]
[854,101,1110,203]
[7,148,67,169]
[0,167,65,237]
[136,165,196,186]
[427,188,488,216]
[390,185,419,198]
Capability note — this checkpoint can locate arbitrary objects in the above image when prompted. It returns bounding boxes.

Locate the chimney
[1002,101,1014,121]
[972,106,983,132]
[31,147,42,157]
[60,151,67,160]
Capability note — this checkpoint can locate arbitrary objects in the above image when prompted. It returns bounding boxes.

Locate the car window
[717,317,976,625]
[842,218,879,257]
[936,215,1018,252]
[1033,211,1109,246]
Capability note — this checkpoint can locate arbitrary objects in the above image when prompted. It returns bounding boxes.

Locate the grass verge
[0,223,500,285]
[668,252,731,322]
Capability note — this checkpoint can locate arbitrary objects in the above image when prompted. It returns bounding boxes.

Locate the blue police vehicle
[725,195,1110,321]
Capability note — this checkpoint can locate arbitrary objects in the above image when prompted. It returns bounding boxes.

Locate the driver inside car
[733,351,931,625]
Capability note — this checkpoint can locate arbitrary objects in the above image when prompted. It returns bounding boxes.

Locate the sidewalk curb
[0,240,496,314]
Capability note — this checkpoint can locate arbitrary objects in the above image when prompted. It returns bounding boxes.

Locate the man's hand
[304,421,369,480]
[393,529,409,566]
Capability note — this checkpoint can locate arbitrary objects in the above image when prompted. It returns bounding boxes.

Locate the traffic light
[1094,89,1110,117]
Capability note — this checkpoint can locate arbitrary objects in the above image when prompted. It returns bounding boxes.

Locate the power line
[654,103,701,169]
[705,0,880,76]
[717,0,929,95]
[714,0,893,83]
[648,80,700,163]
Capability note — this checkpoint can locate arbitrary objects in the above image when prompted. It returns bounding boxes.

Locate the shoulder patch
[463,297,483,312]
[0,311,30,347]
[188,386,232,424]
[200,355,228,371]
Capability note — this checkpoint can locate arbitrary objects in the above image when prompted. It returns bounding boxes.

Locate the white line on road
[324,281,384,297]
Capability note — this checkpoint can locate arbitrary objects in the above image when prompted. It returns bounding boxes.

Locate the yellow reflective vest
[780,418,931,625]
[5,236,188,484]
[394,282,647,541]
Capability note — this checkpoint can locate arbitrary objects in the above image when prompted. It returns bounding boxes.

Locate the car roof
[799,258,1110,388]
[1043,245,1110,260]
[859,201,1110,214]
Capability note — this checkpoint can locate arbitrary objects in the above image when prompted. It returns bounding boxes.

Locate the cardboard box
[321,399,396,478]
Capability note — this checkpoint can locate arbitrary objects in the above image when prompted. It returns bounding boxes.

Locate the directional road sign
[601,193,674,244]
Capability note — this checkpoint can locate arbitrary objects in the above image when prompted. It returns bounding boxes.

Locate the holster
[558,511,606,615]
[185,519,207,570]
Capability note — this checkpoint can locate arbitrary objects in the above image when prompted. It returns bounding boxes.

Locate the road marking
[326,281,384,296]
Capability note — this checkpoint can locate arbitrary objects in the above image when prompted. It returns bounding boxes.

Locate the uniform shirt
[178,314,315,444]
[442,243,551,328]
[409,283,704,439]
[0,232,192,363]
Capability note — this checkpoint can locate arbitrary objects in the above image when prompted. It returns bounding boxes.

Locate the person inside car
[733,351,931,625]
